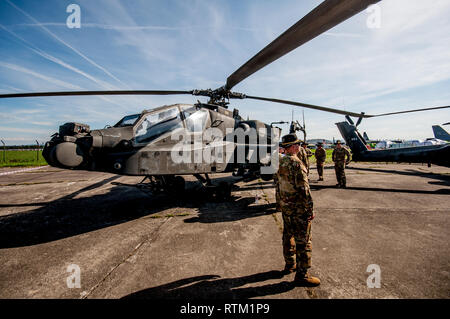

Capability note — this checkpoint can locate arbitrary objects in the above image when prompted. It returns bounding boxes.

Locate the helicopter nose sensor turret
[43,122,133,170]
[43,122,92,168]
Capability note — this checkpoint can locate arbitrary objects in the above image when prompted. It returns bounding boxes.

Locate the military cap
[335,140,342,144]
[281,133,301,147]
[316,142,323,146]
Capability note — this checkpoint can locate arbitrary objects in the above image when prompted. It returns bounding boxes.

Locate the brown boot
[293,271,321,287]
[282,263,297,275]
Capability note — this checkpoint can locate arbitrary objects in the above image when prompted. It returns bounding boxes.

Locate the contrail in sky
[5,0,129,89]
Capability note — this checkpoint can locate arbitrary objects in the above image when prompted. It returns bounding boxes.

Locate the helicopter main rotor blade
[245,95,371,118]
[370,105,450,117]
[0,90,193,99]
[244,95,450,119]
[225,0,381,90]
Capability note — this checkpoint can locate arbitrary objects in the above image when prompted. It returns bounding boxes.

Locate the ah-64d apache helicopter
[1,0,449,196]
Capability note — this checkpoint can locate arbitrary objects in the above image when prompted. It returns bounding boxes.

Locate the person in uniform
[296,142,308,171]
[314,142,326,181]
[332,140,351,188]
[274,133,320,287]
[300,142,312,176]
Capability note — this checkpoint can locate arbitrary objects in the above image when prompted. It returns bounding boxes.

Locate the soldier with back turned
[332,140,351,188]
[314,142,326,181]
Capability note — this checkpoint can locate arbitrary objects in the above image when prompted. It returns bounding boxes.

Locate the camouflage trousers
[334,161,346,186]
[316,161,324,179]
[281,211,312,273]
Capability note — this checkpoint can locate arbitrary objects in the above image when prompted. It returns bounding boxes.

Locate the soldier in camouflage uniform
[274,133,320,287]
[314,142,326,181]
[301,142,312,176]
[332,140,351,188]
[296,144,309,172]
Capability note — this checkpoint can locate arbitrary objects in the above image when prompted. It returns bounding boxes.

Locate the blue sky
[1,0,450,145]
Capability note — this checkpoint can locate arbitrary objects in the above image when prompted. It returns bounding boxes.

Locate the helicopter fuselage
[42,103,280,179]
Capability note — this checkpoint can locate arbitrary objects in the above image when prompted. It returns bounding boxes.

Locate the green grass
[0,150,47,167]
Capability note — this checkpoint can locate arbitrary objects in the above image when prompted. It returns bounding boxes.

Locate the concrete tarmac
[0,163,449,299]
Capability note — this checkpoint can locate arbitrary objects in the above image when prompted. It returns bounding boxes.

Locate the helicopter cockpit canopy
[181,105,209,132]
[135,106,183,144]
[114,113,140,127]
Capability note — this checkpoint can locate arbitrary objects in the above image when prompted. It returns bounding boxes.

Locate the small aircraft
[1,0,449,195]
[336,117,450,167]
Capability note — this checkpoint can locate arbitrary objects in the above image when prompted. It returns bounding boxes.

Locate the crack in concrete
[80,216,172,299]
[256,179,283,234]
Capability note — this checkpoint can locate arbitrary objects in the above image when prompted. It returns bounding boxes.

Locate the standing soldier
[300,142,312,176]
[296,142,308,171]
[314,142,326,181]
[274,133,320,287]
[332,140,351,188]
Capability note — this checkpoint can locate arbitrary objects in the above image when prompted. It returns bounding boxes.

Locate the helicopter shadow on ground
[183,176,276,224]
[0,176,276,248]
[122,270,295,299]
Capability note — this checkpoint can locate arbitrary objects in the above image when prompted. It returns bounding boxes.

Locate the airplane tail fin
[363,132,369,141]
[432,125,450,141]
[335,121,368,154]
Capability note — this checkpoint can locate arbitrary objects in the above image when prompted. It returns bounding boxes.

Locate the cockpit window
[183,107,209,132]
[114,114,140,127]
[135,107,182,143]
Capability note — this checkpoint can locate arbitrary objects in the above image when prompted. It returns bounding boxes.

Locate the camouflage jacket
[274,153,314,217]
[296,147,310,171]
[314,147,326,163]
[332,147,351,163]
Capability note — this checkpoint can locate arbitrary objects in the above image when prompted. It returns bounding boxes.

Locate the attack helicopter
[1,0,449,196]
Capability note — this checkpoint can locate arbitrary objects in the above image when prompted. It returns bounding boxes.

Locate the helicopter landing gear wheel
[215,181,231,201]
[169,176,186,193]
[160,175,185,194]
[138,175,185,194]
[260,173,273,181]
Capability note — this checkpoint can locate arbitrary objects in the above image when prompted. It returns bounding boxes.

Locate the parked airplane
[336,119,450,167]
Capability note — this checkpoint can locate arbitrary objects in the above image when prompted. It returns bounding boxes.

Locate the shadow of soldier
[122,270,295,299]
